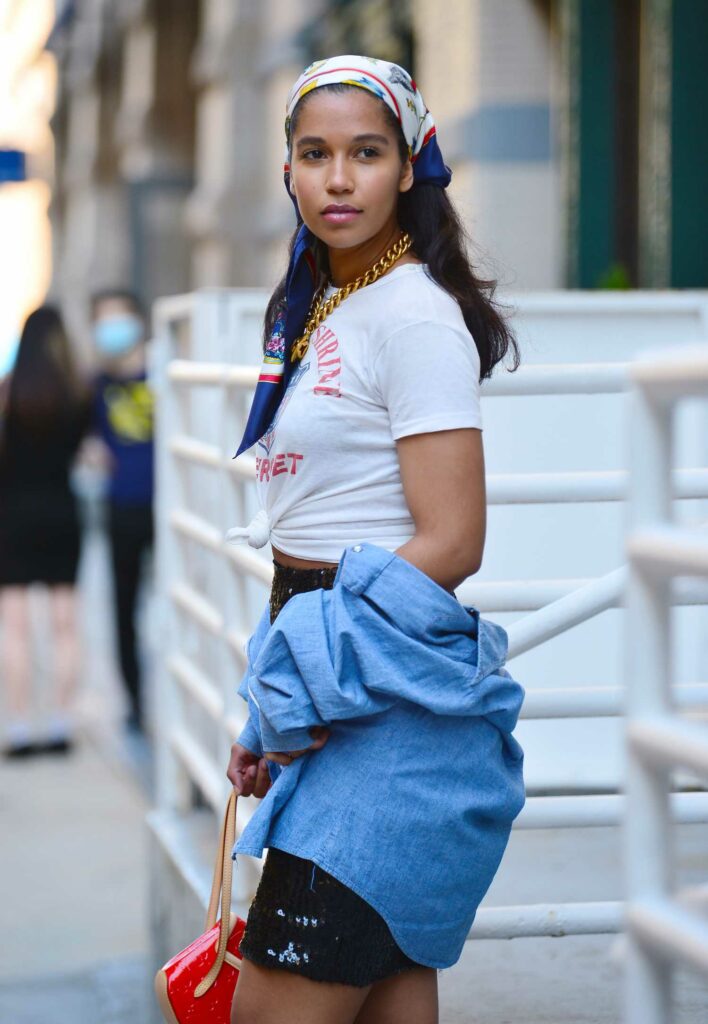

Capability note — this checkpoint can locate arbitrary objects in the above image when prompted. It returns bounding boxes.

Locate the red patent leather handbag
[155,792,246,1023]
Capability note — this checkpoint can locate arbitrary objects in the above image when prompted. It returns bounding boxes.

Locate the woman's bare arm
[394,427,486,592]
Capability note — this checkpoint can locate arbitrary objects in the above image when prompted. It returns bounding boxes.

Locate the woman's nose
[326,157,354,192]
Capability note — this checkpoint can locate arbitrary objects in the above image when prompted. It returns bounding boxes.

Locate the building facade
[0,0,56,370]
[47,0,707,346]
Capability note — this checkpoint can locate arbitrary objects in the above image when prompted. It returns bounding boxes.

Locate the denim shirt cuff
[258,716,315,754]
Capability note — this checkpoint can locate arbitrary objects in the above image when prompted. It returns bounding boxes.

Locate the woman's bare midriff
[271,544,339,570]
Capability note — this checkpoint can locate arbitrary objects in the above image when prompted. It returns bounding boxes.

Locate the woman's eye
[303,149,325,160]
[357,147,379,158]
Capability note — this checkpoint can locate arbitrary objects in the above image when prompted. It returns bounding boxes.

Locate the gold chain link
[290,232,413,362]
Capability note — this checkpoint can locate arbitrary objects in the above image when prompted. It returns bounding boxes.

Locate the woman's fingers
[227,742,250,776]
[226,742,260,796]
[264,750,297,765]
[230,765,248,796]
[253,757,271,798]
[228,759,270,799]
[308,726,331,751]
[264,728,332,765]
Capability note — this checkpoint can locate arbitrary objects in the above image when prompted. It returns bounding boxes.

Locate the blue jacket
[232,542,526,969]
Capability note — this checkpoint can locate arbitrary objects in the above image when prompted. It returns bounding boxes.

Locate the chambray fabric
[232,542,526,968]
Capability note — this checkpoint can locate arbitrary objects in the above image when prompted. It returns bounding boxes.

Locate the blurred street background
[1,2,707,1022]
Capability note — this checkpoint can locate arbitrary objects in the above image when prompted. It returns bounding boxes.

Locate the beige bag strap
[204,793,231,931]
[194,790,239,997]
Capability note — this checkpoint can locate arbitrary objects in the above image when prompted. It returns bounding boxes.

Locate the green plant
[595,262,632,289]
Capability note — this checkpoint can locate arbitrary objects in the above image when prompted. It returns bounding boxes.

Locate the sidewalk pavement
[0,726,153,1024]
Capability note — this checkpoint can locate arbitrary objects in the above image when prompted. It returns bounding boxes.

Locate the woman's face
[288,89,414,250]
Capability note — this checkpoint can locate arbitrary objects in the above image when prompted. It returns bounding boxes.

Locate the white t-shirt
[253,262,482,562]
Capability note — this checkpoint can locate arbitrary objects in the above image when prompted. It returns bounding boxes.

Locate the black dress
[0,405,91,586]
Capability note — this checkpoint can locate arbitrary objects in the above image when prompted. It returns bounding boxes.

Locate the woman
[0,306,91,756]
[226,56,525,1024]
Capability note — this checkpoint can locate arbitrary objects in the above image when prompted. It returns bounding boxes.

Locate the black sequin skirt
[268,559,339,626]
[238,559,420,986]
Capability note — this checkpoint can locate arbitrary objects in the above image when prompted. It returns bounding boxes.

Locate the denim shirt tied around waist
[233,541,526,969]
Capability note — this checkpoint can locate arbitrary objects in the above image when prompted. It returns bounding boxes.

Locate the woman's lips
[321,206,362,224]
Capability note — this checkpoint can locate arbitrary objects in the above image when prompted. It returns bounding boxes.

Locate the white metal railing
[623,345,708,1023]
[151,290,274,902]
[150,290,708,938]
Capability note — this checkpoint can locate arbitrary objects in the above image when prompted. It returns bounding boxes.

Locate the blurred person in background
[0,305,92,758]
[87,288,155,734]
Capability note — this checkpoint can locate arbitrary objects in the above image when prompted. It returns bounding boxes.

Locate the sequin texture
[239,847,418,986]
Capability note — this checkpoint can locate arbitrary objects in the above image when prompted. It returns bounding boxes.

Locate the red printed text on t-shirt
[311,326,341,397]
[256,452,304,482]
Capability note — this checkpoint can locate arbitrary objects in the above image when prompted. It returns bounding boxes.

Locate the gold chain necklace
[290,232,413,362]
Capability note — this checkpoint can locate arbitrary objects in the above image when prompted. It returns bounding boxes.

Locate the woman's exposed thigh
[353,966,439,1024]
[0,586,30,626]
[231,957,372,1024]
[48,584,78,630]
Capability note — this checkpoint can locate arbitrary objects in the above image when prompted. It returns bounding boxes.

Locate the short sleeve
[372,320,482,440]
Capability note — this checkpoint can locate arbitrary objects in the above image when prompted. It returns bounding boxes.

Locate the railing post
[210,293,263,901]
[623,346,708,1022]
[153,300,193,815]
[624,383,674,1024]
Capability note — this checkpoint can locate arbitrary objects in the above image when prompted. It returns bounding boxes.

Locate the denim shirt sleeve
[248,543,524,754]
[236,711,263,757]
[234,603,272,756]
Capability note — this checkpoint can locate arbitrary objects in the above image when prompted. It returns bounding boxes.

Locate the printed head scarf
[234,55,451,458]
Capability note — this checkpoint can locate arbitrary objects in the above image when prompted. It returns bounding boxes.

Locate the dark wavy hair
[263,83,520,381]
[4,305,89,439]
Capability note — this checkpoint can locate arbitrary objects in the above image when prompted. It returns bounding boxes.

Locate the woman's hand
[226,743,272,797]
[264,726,331,766]
[228,728,331,793]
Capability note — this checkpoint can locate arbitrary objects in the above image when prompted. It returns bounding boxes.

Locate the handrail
[150,292,708,958]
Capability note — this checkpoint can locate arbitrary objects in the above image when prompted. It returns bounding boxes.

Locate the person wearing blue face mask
[93,310,144,357]
[88,288,155,733]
